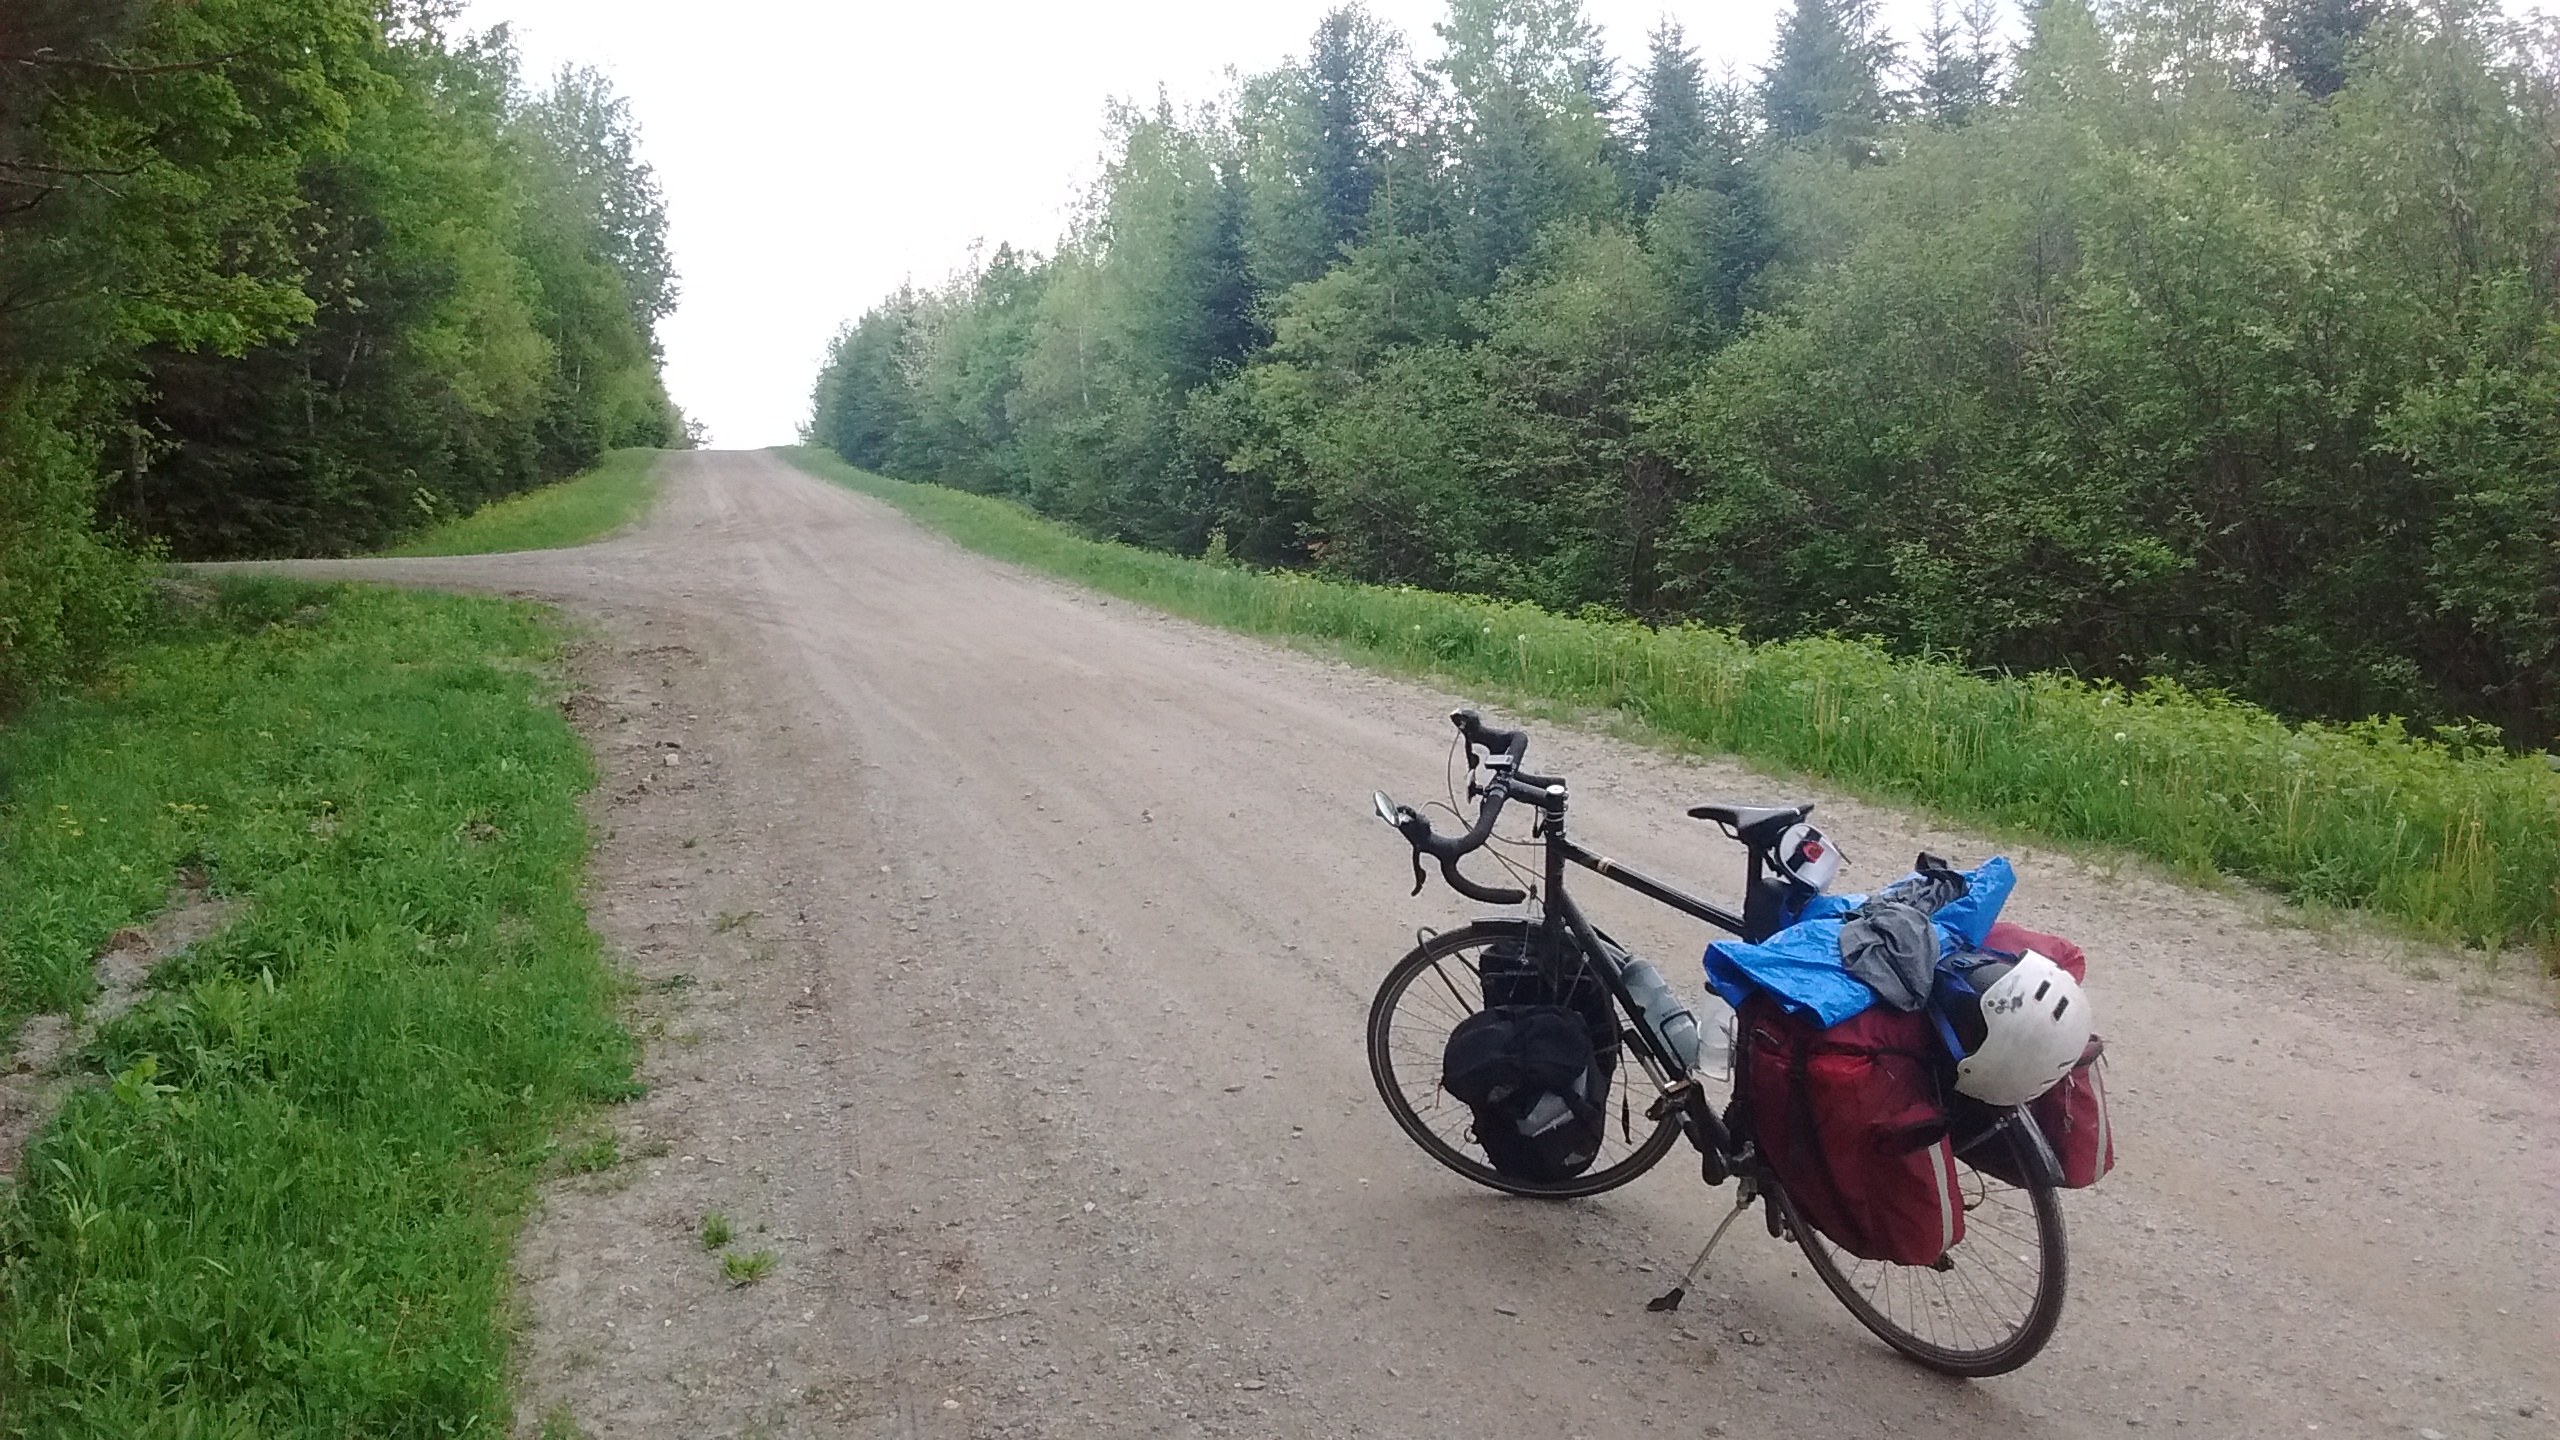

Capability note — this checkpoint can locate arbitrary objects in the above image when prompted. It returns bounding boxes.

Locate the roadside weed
[560,1133,622,1175]
[700,1211,733,1250]
[722,1249,777,1286]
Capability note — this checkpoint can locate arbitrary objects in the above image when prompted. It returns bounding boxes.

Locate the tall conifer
[1633,20,1709,208]
[1761,0,1895,153]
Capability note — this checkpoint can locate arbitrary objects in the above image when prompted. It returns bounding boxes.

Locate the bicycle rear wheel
[1367,920,1685,1199]
[1781,1122,2067,1377]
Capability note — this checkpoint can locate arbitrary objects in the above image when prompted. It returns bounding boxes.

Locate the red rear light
[1801,840,1826,861]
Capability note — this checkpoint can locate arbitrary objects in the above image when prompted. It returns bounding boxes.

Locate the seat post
[1741,847,1793,943]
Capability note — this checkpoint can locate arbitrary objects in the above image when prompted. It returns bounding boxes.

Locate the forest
[0,0,683,702]
[810,0,2560,752]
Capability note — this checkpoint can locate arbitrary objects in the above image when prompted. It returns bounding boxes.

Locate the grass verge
[782,445,2560,966]
[387,448,665,556]
[0,579,632,1434]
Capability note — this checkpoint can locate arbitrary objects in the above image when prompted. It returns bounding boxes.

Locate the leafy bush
[0,380,149,709]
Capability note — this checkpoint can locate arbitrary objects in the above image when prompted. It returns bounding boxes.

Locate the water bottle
[1619,958,1705,1073]
[1696,993,1738,1082]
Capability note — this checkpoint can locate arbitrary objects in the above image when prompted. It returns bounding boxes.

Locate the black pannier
[1441,938,1618,1182]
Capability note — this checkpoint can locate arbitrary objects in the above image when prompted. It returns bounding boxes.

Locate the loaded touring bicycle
[1365,710,2110,1377]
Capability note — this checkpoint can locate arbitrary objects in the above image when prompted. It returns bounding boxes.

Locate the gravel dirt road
[214,450,2559,1440]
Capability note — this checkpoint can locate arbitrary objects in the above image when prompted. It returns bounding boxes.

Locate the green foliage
[808,0,2560,752]
[0,2,677,701]
[1431,0,1621,287]
[387,447,664,556]
[720,1250,776,1286]
[1235,8,1402,291]
[0,380,151,705]
[116,20,680,558]
[1662,0,2560,742]
[9,0,378,363]
[0,0,377,703]
[788,447,2560,963]
[0,579,632,1434]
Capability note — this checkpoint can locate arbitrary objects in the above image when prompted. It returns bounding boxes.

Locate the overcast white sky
[455,0,1931,447]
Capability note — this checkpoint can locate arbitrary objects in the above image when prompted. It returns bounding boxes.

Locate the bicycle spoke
[1369,927,1683,1200]
[1945,1251,2011,1339]
[1790,1159,2063,1374]
[1428,956,1479,1013]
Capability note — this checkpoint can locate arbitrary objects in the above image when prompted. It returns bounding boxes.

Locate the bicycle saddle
[1686,802,1812,849]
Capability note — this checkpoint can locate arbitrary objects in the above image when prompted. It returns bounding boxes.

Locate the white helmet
[1774,822,1843,891]
[1953,951,2093,1106]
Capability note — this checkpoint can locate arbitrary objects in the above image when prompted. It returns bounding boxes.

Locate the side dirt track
[203,449,2560,1440]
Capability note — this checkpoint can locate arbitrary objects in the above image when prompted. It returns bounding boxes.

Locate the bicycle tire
[1366,920,1686,1199]
[1779,1123,2068,1377]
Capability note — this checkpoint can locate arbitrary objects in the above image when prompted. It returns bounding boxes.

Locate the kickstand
[1646,1195,1753,1313]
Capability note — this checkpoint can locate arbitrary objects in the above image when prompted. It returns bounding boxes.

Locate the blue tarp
[1702,857,2017,1025]
[1703,916,1873,1024]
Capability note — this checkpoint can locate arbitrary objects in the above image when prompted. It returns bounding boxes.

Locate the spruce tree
[1761,0,1894,153]
[1911,0,2003,125]
[1633,20,1710,208]
[2264,0,2381,98]
[1307,7,1387,254]
[1433,0,1617,285]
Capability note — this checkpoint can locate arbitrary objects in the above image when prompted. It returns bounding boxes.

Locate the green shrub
[0,379,149,709]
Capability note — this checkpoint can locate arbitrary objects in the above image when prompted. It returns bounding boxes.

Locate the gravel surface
[207,450,2560,1439]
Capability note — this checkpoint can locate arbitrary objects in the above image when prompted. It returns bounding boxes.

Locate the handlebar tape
[1397,773,1529,906]
[1439,854,1526,906]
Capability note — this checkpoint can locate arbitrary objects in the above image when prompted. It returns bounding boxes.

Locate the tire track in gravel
[204,449,2559,1440]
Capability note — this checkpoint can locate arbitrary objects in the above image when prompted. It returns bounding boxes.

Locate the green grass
[719,1250,775,1286]
[782,445,2560,967]
[0,579,634,1435]
[386,448,665,556]
[558,1132,622,1175]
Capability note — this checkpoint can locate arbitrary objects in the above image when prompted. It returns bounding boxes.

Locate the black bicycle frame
[1503,778,1759,1160]
[1520,778,1745,949]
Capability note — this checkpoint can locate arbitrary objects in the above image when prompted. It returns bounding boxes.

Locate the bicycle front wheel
[1782,1123,2067,1377]
[1366,920,1684,1199]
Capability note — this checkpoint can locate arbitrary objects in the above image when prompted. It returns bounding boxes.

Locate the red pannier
[1978,923,2115,1188]
[1740,996,1964,1266]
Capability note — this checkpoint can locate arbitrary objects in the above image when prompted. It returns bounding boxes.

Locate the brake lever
[1389,805,1433,895]
[1451,710,1483,774]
